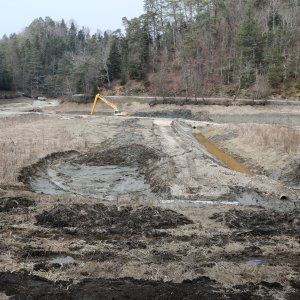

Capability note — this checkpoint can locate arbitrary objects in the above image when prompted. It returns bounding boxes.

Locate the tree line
[0,0,299,98]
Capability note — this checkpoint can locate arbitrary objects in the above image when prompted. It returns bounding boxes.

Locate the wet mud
[1,198,300,299]
[36,203,192,238]
[210,208,300,239]
[133,109,211,121]
[277,158,300,188]
[0,197,35,212]
[193,130,251,175]
[19,145,165,201]
[0,270,289,299]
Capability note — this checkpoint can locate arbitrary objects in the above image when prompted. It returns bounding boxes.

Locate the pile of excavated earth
[0,97,300,299]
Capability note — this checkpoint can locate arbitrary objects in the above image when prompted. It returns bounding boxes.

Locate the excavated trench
[19,144,168,201]
[193,129,251,175]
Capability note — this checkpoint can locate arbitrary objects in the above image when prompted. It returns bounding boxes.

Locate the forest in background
[0,0,300,99]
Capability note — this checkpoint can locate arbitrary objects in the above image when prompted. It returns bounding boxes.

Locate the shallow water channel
[193,129,251,175]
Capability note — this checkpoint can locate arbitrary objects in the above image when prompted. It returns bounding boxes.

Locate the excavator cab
[90,93,128,116]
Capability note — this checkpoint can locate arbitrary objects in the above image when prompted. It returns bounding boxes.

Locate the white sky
[0,0,144,37]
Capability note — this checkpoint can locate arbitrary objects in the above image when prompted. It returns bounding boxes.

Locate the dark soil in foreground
[0,270,292,300]
[36,203,192,239]
[210,209,300,238]
[1,198,300,299]
[0,197,35,212]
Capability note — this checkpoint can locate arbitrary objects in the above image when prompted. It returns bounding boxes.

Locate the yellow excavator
[91,93,128,116]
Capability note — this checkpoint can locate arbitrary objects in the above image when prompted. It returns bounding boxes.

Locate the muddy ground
[0,97,300,299]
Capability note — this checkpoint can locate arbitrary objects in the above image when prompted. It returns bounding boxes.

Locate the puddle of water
[246,258,264,266]
[30,163,158,200]
[193,129,251,175]
[160,199,239,208]
[49,256,75,265]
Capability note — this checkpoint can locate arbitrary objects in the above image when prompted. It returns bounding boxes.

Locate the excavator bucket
[114,111,129,116]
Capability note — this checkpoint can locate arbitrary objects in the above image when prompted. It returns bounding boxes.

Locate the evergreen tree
[236,4,264,87]
[123,16,150,80]
[0,44,12,90]
[0,2,299,97]
[107,38,122,80]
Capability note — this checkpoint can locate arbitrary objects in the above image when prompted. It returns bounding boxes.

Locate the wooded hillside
[0,0,300,99]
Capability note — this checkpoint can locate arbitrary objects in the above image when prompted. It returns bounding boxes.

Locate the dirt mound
[149,98,212,106]
[133,109,213,121]
[148,98,265,107]
[133,109,202,120]
[0,271,278,299]
[0,197,35,212]
[36,203,192,238]
[79,143,161,167]
[210,209,300,236]
[18,151,79,185]
[278,158,300,187]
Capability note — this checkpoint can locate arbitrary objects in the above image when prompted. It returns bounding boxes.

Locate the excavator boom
[91,93,128,116]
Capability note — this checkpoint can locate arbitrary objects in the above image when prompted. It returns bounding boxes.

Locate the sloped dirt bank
[135,109,300,125]
[148,98,267,107]
[209,113,300,125]
[277,158,300,188]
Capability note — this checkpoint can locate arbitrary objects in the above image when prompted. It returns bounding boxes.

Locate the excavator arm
[91,93,128,116]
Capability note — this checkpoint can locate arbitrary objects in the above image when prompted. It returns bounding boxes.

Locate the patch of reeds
[235,124,300,154]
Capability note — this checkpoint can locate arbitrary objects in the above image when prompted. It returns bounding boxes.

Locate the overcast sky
[0,0,144,37]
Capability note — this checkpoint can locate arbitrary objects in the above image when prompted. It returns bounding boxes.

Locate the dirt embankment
[17,118,297,209]
[148,98,268,107]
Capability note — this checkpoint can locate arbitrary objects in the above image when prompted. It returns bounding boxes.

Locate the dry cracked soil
[0,97,300,299]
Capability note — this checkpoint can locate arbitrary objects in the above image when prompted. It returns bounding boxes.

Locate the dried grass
[0,115,88,184]
[207,261,294,286]
[231,124,300,155]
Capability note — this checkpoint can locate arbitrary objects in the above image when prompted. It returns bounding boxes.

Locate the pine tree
[107,38,122,80]
[236,4,264,87]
